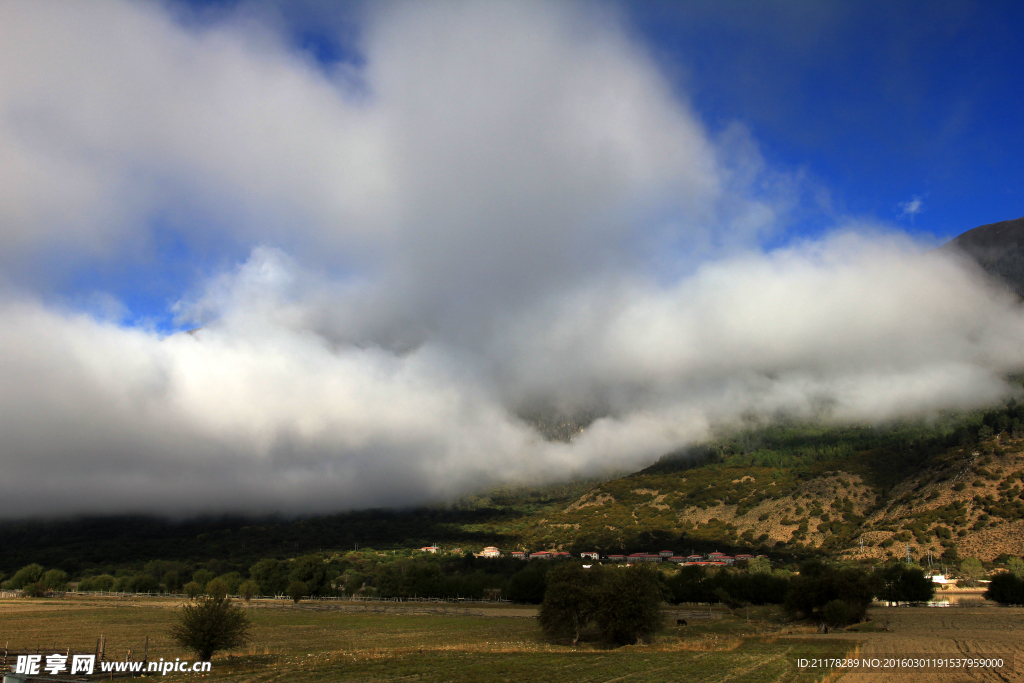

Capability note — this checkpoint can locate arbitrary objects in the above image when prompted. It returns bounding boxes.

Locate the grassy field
[0,596,858,682]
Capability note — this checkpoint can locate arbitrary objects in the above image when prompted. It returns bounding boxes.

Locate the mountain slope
[495,405,1024,563]
[941,216,1024,296]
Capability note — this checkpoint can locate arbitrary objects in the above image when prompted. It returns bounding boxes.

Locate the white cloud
[898,195,924,219]
[0,1,1020,516]
[1,238,1021,516]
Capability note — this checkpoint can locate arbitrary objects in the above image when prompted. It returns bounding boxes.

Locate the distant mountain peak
[942,216,1024,297]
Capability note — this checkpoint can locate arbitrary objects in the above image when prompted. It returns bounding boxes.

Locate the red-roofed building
[606,554,625,562]
[529,551,552,560]
[659,550,674,557]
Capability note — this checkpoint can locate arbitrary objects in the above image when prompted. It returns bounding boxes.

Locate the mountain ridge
[941,215,1024,296]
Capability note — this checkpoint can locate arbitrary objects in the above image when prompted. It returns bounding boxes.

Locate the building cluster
[452,548,760,565]
[414,544,765,565]
[600,551,755,566]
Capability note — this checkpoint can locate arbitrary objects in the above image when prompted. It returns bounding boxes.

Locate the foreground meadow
[828,605,1024,683]
[0,596,859,682]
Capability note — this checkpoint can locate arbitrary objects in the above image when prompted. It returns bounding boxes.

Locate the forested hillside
[503,402,1024,562]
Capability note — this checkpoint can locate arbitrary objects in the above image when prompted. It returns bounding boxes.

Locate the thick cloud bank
[0,1,1022,516]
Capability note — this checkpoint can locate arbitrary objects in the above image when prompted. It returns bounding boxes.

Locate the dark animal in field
[676,619,687,626]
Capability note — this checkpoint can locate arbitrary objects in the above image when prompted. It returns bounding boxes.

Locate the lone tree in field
[539,564,666,646]
[594,565,666,645]
[169,595,253,661]
[538,564,603,645]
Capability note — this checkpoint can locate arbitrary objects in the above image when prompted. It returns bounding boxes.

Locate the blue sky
[630,0,1024,241]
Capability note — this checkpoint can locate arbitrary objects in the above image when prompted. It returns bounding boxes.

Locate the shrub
[747,556,771,574]
[959,557,987,586]
[183,581,203,598]
[41,569,68,591]
[985,573,1024,604]
[205,578,229,599]
[191,569,216,590]
[877,564,934,605]
[8,564,44,589]
[169,595,252,661]
[216,572,243,595]
[238,580,260,602]
[129,572,159,593]
[21,582,45,598]
[784,561,877,623]
[82,574,115,592]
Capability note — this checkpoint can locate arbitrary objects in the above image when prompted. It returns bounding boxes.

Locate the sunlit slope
[502,405,1024,562]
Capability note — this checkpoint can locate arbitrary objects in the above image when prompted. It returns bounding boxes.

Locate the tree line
[535,557,937,645]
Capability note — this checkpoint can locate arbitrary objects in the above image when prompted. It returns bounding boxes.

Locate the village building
[419,545,439,554]
[659,550,674,558]
[626,553,662,563]
[580,551,599,560]
[510,551,526,560]
[529,551,552,560]
[478,546,501,558]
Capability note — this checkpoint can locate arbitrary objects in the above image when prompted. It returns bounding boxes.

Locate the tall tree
[538,564,603,645]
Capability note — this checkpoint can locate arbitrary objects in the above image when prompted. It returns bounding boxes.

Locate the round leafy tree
[169,595,253,661]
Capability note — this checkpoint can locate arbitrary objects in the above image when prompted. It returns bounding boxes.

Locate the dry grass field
[825,605,1024,683]
[0,596,858,682]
